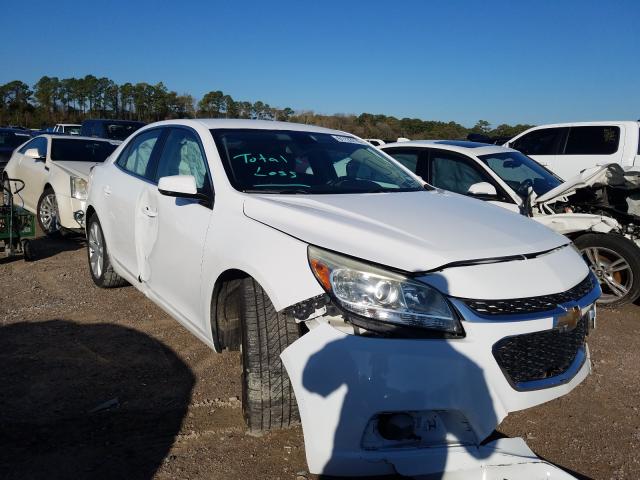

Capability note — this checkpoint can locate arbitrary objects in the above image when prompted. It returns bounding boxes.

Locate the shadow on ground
[0,319,195,480]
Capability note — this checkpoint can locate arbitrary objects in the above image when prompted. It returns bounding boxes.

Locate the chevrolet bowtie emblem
[557,305,581,331]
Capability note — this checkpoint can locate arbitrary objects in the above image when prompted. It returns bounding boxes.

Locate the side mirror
[158,175,213,207]
[158,175,198,197]
[467,182,498,198]
[25,148,44,160]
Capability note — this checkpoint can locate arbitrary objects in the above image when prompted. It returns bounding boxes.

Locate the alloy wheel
[582,246,633,304]
[88,222,104,279]
[39,193,60,234]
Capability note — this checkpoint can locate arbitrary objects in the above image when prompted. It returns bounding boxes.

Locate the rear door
[556,125,624,179]
[509,127,567,177]
[102,128,165,277]
[143,126,214,329]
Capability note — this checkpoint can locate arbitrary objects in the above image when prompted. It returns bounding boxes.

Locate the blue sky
[1,0,638,126]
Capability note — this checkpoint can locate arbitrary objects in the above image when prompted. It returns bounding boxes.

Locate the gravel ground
[0,235,638,479]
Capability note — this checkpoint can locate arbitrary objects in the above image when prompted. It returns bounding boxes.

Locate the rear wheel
[574,233,640,307]
[86,214,127,288]
[37,188,61,236]
[239,277,301,432]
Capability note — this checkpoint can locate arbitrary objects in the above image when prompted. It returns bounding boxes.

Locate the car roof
[57,123,81,127]
[33,134,120,143]
[381,139,517,156]
[144,118,353,136]
[0,128,32,135]
[521,120,640,129]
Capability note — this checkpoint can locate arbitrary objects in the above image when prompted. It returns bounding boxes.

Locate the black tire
[574,233,640,307]
[86,214,127,288]
[239,277,301,432]
[36,187,61,237]
[22,240,34,262]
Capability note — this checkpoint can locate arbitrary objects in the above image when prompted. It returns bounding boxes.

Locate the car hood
[51,160,100,179]
[243,190,568,272]
[535,164,640,204]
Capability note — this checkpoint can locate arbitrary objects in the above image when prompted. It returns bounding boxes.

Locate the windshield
[104,122,144,141]
[0,131,30,149]
[211,129,424,194]
[478,151,562,199]
[51,139,117,162]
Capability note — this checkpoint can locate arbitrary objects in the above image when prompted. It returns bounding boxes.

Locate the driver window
[430,151,488,195]
[155,128,210,193]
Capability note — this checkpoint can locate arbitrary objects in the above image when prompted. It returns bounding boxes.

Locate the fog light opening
[377,413,416,441]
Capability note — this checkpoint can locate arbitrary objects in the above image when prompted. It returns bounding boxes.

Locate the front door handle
[142,205,158,218]
[103,186,112,196]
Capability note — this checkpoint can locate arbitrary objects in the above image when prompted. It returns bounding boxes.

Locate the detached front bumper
[281,284,597,477]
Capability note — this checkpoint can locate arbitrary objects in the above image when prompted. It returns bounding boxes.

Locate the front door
[104,128,165,278]
[144,127,214,329]
[15,137,48,211]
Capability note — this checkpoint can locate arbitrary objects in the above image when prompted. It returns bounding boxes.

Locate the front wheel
[574,233,640,307]
[239,278,301,432]
[37,188,61,236]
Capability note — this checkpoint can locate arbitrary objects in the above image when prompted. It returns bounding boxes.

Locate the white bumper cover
[281,322,589,477]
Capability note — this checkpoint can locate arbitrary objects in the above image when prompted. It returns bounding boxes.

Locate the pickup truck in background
[505,121,640,180]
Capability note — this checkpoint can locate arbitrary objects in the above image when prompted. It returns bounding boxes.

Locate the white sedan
[85,119,595,478]
[2,135,118,235]
[381,140,640,306]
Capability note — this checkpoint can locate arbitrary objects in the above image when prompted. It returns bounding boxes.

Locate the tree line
[0,75,533,140]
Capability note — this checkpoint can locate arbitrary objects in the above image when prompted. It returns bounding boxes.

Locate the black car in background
[0,128,31,172]
[80,119,146,142]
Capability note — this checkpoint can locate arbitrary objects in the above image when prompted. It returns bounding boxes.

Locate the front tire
[86,214,127,288]
[239,278,301,432]
[37,188,61,236]
[574,233,640,307]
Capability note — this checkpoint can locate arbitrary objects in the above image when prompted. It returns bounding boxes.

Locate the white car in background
[52,123,82,135]
[85,119,596,478]
[505,121,640,179]
[381,140,640,306]
[2,135,118,235]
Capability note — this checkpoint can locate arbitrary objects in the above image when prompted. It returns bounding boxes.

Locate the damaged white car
[85,120,599,478]
[382,140,640,306]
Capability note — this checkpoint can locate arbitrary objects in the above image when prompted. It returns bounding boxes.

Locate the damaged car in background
[2,135,119,235]
[381,141,640,306]
[84,119,598,478]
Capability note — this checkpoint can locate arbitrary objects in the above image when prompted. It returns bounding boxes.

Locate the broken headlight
[70,176,88,200]
[308,245,462,335]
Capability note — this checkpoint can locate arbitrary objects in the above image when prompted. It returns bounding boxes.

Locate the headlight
[70,176,88,200]
[308,246,462,335]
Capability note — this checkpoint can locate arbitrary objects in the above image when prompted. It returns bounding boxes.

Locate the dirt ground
[0,235,639,480]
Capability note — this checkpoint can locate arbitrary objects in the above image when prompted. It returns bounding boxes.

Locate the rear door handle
[142,205,158,218]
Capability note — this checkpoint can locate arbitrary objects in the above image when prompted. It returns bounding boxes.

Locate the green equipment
[1,178,36,260]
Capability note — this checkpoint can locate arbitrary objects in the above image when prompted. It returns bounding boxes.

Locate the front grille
[493,316,587,386]
[460,274,595,316]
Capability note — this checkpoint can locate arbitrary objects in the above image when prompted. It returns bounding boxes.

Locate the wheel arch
[209,268,252,352]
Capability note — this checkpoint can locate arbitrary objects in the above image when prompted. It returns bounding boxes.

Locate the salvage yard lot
[1,236,639,480]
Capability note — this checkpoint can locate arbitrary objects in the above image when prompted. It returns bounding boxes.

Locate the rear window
[0,131,30,149]
[564,126,620,155]
[103,122,144,141]
[50,139,117,162]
